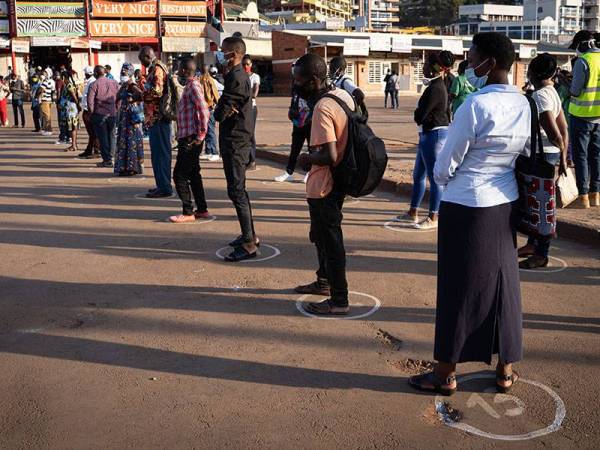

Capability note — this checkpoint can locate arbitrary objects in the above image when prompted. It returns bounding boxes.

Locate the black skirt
[434,201,522,364]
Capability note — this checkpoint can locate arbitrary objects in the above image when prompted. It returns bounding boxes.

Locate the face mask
[295,80,313,100]
[178,76,188,86]
[243,65,251,74]
[465,58,491,89]
[215,51,229,66]
[120,75,130,83]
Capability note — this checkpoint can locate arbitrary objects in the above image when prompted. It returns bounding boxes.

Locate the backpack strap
[321,92,356,119]
[525,94,544,163]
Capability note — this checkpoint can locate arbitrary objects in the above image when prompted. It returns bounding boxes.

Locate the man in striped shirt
[168,57,211,223]
[40,73,55,136]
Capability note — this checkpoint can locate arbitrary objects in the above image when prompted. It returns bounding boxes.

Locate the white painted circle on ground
[519,256,568,274]
[164,215,217,224]
[435,373,566,441]
[215,244,281,263]
[383,220,437,233]
[107,177,147,183]
[133,192,177,200]
[345,197,360,206]
[296,291,381,320]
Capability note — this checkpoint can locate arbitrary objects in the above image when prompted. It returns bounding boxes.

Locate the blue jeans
[527,152,561,258]
[148,121,173,194]
[91,113,116,163]
[205,110,218,155]
[410,128,447,214]
[570,116,600,195]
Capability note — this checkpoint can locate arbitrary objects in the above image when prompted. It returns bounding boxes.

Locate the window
[346,61,355,80]
[368,61,391,83]
[412,61,424,84]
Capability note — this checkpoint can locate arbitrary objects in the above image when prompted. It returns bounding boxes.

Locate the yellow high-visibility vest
[569,52,600,117]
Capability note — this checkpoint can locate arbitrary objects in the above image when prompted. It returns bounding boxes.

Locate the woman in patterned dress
[114,63,144,176]
[60,71,80,152]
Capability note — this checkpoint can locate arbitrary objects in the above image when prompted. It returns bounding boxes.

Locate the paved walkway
[0,123,599,448]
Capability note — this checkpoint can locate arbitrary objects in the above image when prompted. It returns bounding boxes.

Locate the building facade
[354,0,400,31]
[269,0,353,21]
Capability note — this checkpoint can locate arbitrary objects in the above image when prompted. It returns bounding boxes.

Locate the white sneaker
[199,154,210,160]
[395,213,418,224]
[302,173,309,184]
[415,217,438,230]
[55,140,65,145]
[208,155,221,162]
[41,131,52,136]
[274,172,294,182]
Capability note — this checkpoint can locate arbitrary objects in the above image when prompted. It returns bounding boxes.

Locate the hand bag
[556,167,578,208]
[515,96,557,238]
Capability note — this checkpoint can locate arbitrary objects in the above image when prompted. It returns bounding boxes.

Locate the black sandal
[408,371,457,396]
[224,246,257,262]
[519,256,548,269]
[228,235,260,248]
[496,370,519,393]
[302,299,349,316]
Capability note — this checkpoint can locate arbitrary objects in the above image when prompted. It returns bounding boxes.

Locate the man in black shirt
[214,36,258,262]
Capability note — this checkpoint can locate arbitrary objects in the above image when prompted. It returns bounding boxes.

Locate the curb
[257,147,599,249]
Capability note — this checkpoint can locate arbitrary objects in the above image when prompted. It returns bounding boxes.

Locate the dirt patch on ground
[376,329,403,350]
[388,358,435,374]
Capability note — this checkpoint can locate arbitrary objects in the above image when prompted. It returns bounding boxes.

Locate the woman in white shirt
[409,33,529,396]
[243,55,260,171]
[518,54,569,269]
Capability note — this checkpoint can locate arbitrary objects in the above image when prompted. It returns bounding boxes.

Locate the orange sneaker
[169,214,196,223]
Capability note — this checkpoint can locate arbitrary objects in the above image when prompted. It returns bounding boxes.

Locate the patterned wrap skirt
[434,200,523,365]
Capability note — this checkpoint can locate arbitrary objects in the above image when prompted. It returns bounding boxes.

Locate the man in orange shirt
[294,53,355,316]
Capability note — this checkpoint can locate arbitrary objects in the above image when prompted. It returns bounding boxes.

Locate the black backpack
[157,62,179,122]
[322,93,388,197]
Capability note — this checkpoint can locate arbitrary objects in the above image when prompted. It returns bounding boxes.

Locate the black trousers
[12,100,25,127]
[249,105,258,163]
[222,146,255,242]
[286,124,311,175]
[308,190,348,305]
[174,137,208,216]
[32,105,41,131]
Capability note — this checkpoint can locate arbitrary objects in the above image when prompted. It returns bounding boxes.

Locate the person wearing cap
[568,29,600,208]
[79,66,99,159]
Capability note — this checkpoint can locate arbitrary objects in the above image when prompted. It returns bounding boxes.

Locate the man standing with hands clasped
[214,36,259,262]
[168,58,211,224]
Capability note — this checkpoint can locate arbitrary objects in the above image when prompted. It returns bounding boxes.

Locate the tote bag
[515,96,557,238]
[556,167,578,208]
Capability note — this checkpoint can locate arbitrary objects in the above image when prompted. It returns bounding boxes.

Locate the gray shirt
[570,48,600,122]
[9,79,25,101]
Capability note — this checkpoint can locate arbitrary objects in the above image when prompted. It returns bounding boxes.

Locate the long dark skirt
[434,201,522,365]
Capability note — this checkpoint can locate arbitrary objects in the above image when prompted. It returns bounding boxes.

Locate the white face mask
[120,75,130,84]
[465,58,491,89]
[422,75,441,86]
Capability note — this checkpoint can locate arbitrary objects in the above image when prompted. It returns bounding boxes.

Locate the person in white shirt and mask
[409,32,529,397]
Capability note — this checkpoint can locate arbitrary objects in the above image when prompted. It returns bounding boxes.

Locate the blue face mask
[215,51,227,66]
[465,58,491,89]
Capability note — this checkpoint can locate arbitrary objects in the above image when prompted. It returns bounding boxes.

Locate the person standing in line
[396,51,450,230]
[383,68,392,108]
[79,66,99,158]
[273,74,311,183]
[87,65,120,168]
[0,76,10,127]
[105,65,114,80]
[243,54,260,171]
[169,58,211,223]
[518,54,569,269]
[409,32,528,396]
[59,71,81,153]
[54,71,69,145]
[293,53,353,316]
[30,74,42,132]
[39,72,55,136]
[448,60,476,116]
[210,66,225,94]
[214,36,259,262]
[139,46,174,198]
[9,73,25,128]
[114,63,145,177]
[329,56,368,118]
[199,64,221,162]
[568,30,600,208]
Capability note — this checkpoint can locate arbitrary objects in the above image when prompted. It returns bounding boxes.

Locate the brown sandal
[408,371,457,396]
[496,370,519,393]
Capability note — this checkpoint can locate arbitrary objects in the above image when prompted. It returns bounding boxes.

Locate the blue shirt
[434,84,531,208]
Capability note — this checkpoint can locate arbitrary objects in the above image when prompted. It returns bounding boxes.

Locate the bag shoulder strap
[322,92,356,119]
[525,94,544,162]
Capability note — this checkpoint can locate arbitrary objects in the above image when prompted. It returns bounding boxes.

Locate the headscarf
[121,62,135,78]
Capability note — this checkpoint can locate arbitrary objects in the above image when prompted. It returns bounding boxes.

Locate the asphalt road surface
[0,126,599,449]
